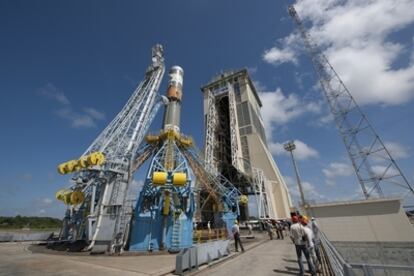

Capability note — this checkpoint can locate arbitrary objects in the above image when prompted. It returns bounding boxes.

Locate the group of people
[230,215,322,276]
[264,219,287,240]
[289,215,322,276]
[231,219,289,253]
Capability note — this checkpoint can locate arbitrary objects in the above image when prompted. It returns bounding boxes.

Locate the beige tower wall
[247,134,292,218]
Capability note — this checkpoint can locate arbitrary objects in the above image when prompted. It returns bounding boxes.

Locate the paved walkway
[0,242,175,276]
[0,235,307,276]
[196,238,306,276]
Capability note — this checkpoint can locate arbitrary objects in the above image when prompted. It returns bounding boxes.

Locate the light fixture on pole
[284,141,307,211]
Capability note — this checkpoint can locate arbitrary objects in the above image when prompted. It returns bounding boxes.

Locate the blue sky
[1,0,414,218]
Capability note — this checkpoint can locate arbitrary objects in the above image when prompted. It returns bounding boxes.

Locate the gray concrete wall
[333,241,414,266]
[0,231,53,242]
[307,198,414,242]
[308,198,414,267]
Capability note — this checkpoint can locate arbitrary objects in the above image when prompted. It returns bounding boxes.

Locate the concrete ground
[195,238,310,276]
[0,232,298,276]
[0,242,176,276]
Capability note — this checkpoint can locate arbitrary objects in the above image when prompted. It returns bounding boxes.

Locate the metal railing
[193,228,228,244]
[318,229,349,275]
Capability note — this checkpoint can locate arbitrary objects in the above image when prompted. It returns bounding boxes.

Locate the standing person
[265,220,274,240]
[286,218,292,230]
[247,223,253,236]
[290,216,316,276]
[311,217,322,267]
[301,216,319,272]
[232,220,244,252]
[276,221,284,240]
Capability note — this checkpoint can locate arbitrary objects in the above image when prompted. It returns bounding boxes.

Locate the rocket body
[163,66,184,132]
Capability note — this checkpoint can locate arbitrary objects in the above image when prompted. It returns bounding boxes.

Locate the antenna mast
[288,5,414,200]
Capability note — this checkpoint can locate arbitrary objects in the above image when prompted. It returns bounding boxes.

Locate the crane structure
[288,5,414,201]
[55,46,242,253]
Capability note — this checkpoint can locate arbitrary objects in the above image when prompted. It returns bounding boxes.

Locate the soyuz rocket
[163,66,184,133]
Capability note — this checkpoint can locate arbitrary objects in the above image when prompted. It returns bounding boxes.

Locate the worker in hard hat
[231,220,244,252]
[301,216,321,272]
[310,217,322,271]
[290,215,316,276]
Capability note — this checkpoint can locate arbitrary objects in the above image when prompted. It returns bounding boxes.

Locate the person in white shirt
[301,216,319,271]
[231,220,244,252]
[310,217,322,268]
[290,216,316,276]
[247,223,253,236]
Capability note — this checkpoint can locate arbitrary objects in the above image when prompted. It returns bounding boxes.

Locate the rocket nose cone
[170,66,184,76]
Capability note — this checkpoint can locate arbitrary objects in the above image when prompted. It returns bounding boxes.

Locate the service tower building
[201,69,292,219]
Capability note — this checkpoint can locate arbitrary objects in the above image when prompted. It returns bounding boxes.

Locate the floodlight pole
[284,141,307,211]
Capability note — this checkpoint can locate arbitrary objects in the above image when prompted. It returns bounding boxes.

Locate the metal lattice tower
[57,45,166,253]
[84,44,165,164]
[252,168,271,219]
[204,88,219,176]
[227,83,244,173]
[288,5,414,200]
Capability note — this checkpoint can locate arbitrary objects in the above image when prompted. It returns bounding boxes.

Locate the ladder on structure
[170,219,181,251]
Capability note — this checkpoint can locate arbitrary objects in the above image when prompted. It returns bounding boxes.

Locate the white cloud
[38,83,70,105]
[322,162,354,185]
[40,83,105,129]
[269,139,319,160]
[313,113,334,127]
[259,88,321,138]
[84,107,106,120]
[284,175,325,205]
[365,141,409,163]
[265,0,414,106]
[302,181,325,200]
[371,165,399,178]
[39,209,46,215]
[263,33,300,65]
[323,162,353,179]
[384,142,409,159]
[57,108,98,128]
[263,47,297,65]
